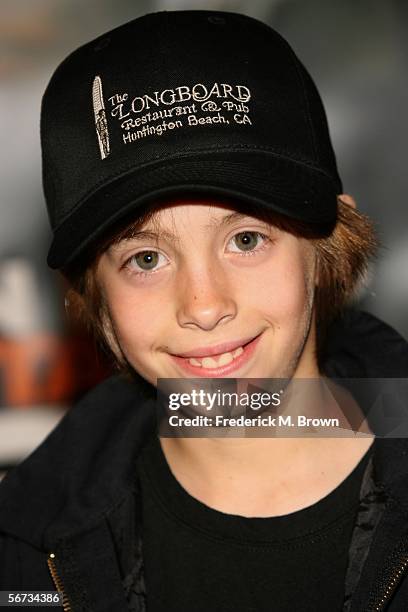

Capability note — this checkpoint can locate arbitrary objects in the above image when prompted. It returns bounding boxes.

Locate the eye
[228,231,269,254]
[124,250,168,275]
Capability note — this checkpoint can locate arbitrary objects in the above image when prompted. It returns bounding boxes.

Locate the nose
[176,265,237,331]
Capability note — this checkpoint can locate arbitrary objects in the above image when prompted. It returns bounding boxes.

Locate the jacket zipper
[47,552,72,612]
[367,551,408,611]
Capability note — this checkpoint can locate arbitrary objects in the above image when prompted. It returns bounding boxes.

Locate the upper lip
[172,333,260,358]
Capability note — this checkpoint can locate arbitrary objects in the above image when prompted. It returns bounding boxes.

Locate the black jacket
[1,309,408,612]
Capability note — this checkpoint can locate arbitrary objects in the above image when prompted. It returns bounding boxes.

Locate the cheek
[244,242,314,324]
[104,279,169,354]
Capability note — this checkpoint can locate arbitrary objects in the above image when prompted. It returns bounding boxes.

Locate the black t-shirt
[136,436,373,612]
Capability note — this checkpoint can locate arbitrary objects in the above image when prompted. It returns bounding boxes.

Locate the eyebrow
[115,211,252,245]
[204,211,249,230]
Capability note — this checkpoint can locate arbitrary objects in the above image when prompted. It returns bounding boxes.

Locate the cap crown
[41,10,341,232]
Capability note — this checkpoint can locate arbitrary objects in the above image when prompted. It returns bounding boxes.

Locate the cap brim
[47,150,340,269]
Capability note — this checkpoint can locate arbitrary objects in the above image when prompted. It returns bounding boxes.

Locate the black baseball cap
[41,10,343,270]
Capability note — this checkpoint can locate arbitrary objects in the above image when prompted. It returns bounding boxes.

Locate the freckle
[194,295,197,300]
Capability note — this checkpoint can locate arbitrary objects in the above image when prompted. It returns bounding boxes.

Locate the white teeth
[232,346,244,358]
[187,345,245,368]
[188,357,202,366]
[202,356,221,368]
[216,352,234,366]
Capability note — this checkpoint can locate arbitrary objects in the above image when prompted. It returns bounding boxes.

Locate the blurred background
[1,0,407,477]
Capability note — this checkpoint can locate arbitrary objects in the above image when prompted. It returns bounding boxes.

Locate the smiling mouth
[171,334,261,372]
[186,344,247,368]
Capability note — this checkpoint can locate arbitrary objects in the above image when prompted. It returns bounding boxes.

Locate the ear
[338,193,357,209]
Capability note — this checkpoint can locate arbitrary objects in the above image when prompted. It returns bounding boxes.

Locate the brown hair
[63,196,379,373]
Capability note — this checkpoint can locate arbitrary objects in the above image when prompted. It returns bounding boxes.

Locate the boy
[1,9,408,612]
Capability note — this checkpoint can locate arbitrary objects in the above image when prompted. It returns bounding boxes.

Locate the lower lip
[170,333,263,377]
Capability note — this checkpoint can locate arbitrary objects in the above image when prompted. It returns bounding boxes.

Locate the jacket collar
[0,309,408,550]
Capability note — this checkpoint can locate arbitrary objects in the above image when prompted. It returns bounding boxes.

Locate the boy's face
[96,199,319,385]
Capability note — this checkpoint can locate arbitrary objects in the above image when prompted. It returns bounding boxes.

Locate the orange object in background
[0,333,111,408]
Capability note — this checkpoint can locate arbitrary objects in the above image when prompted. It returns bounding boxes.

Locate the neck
[160,434,374,517]
[159,378,374,517]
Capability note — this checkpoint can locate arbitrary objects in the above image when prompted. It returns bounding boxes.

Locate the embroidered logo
[92,76,110,159]
[91,79,253,157]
